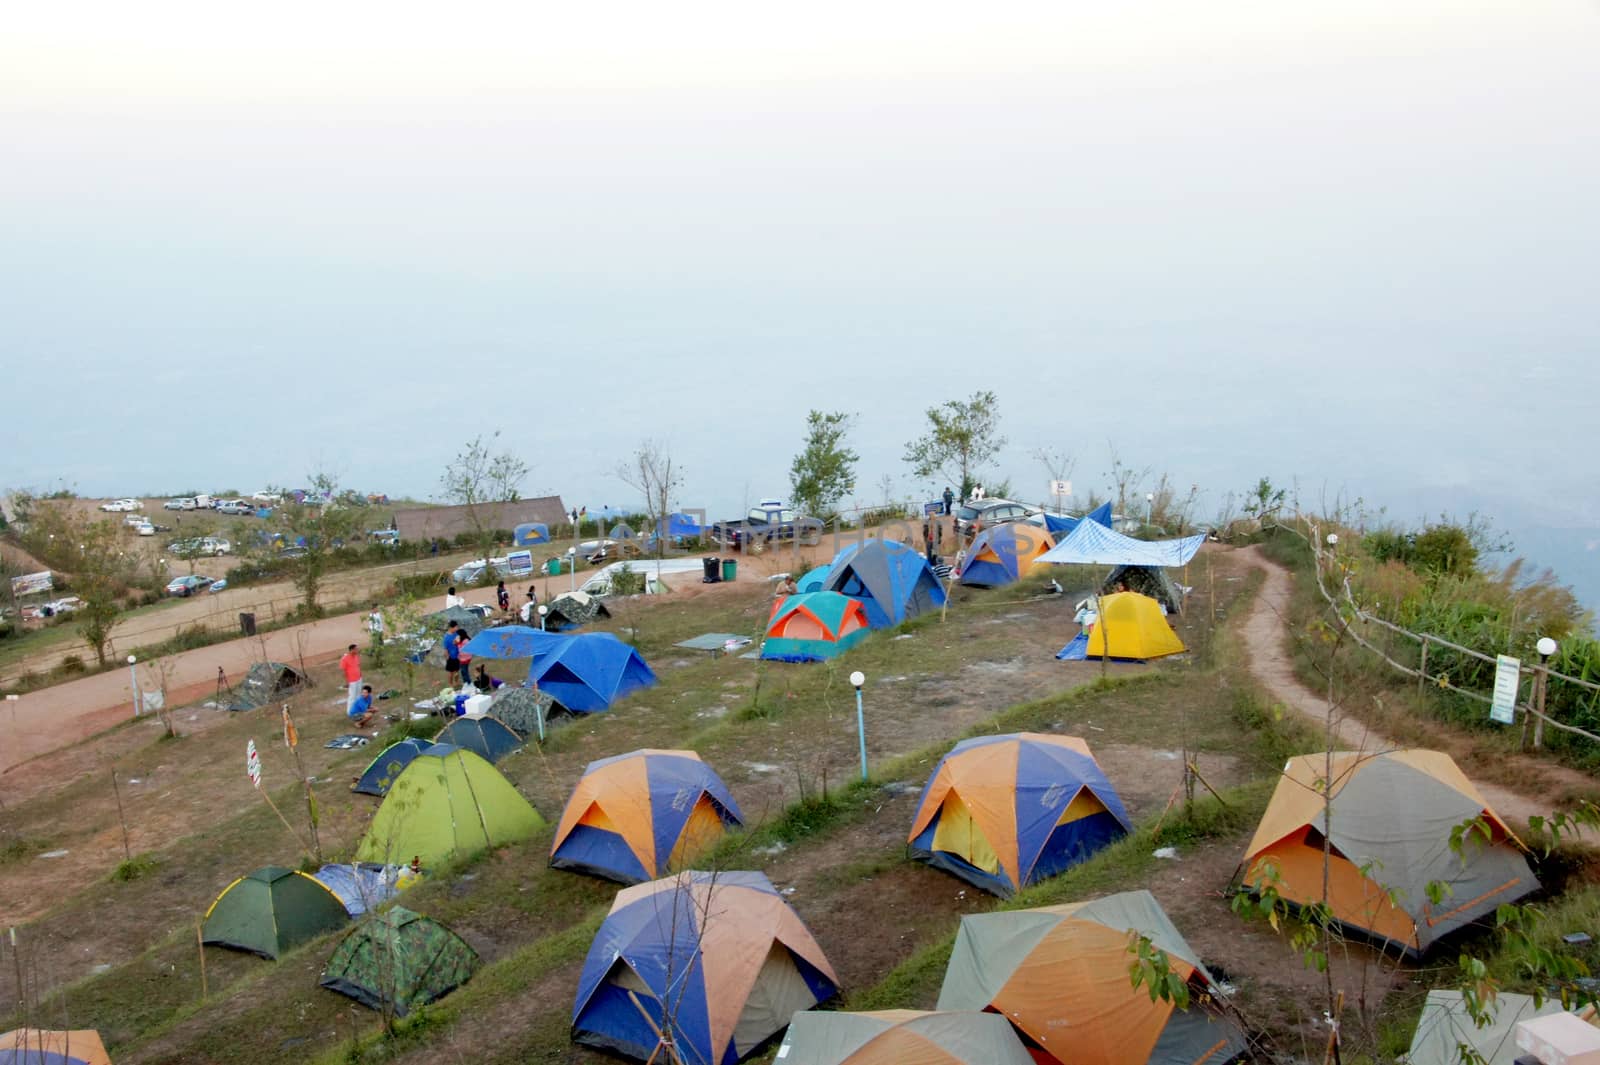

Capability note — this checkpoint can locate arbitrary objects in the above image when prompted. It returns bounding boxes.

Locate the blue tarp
[1055,632,1089,661]
[1042,501,1112,538]
[657,512,703,539]
[526,633,657,713]
[1036,519,1205,567]
[460,625,566,660]
[313,863,400,916]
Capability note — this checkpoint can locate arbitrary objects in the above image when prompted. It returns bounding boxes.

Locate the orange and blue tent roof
[909,733,1131,897]
[958,523,1054,587]
[552,750,743,884]
[526,632,656,713]
[761,592,870,662]
[573,871,838,1065]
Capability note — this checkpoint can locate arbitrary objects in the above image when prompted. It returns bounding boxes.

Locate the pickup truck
[710,500,823,551]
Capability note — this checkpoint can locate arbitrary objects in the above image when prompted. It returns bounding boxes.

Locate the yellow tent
[1086,591,1185,661]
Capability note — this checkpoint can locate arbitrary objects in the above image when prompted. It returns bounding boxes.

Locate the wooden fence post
[1533,663,1548,750]
[1417,637,1428,696]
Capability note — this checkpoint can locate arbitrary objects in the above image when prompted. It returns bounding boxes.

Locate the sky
[2,1,1597,607]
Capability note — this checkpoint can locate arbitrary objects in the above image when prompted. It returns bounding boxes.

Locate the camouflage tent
[544,591,610,630]
[1101,565,1184,614]
[420,605,490,639]
[488,685,558,735]
[225,662,307,712]
[320,907,479,1017]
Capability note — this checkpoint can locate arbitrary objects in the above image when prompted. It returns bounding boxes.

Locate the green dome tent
[320,907,480,1017]
[202,866,349,959]
[354,745,546,868]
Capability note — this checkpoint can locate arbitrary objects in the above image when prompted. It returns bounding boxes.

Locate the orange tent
[1239,750,1538,955]
[0,1029,113,1065]
[936,891,1246,1065]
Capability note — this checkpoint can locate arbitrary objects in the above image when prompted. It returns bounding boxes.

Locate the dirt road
[1235,544,1592,828]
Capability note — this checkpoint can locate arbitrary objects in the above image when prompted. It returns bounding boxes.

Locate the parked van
[580,557,705,599]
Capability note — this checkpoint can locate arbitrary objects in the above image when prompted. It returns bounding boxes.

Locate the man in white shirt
[445,586,465,610]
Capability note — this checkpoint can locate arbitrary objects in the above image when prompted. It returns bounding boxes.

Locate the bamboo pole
[196,919,208,999]
[110,769,132,862]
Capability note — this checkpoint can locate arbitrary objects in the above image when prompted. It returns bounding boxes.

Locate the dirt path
[1234,544,1591,829]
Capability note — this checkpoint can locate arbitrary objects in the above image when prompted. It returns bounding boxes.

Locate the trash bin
[702,556,721,584]
[239,612,257,637]
[546,558,562,576]
[721,558,737,582]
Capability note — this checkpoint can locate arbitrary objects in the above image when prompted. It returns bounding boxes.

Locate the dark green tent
[224,661,307,712]
[320,907,480,1017]
[202,866,348,959]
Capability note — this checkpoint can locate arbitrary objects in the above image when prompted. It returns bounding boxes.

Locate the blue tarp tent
[1036,519,1205,567]
[312,863,400,916]
[352,738,433,796]
[514,523,550,546]
[460,625,566,661]
[526,633,657,713]
[656,512,703,539]
[1042,501,1112,538]
[822,540,947,629]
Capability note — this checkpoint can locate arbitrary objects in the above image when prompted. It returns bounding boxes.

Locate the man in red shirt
[339,644,362,713]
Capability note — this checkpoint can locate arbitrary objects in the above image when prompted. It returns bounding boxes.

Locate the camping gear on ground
[353,738,433,795]
[938,889,1248,1065]
[795,564,832,594]
[573,870,839,1064]
[320,906,480,1017]
[223,661,306,711]
[311,863,400,917]
[1239,749,1538,956]
[487,684,557,736]
[525,632,656,713]
[1042,500,1113,539]
[513,522,550,546]
[354,745,546,868]
[1406,990,1562,1065]
[956,522,1055,588]
[776,1010,1034,1065]
[0,1029,113,1065]
[674,633,747,656]
[459,624,566,661]
[1083,592,1185,661]
[1103,563,1186,613]
[1036,518,1204,568]
[201,866,349,959]
[543,590,611,630]
[325,734,371,750]
[760,592,871,663]
[433,715,524,763]
[551,750,744,883]
[908,733,1130,897]
[822,539,947,629]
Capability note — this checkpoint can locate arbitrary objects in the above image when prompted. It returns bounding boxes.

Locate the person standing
[454,630,473,689]
[339,644,363,713]
[942,486,954,515]
[442,620,461,685]
[496,581,510,614]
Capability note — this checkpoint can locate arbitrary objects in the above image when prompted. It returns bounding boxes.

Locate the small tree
[268,473,368,616]
[617,440,682,583]
[439,432,529,585]
[902,390,1006,499]
[21,503,137,666]
[789,411,859,520]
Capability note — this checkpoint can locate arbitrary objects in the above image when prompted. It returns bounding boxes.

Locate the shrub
[56,654,87,676]
[110,853,159,882]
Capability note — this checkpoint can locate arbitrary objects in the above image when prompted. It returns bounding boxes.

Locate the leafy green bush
[110,853,160,882]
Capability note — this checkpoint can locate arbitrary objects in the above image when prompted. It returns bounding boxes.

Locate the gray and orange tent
[937,890,1248,1065]
[1238,749,1538,956]
[573,870,838,1064]
[0,1029,113,1065]
[777,1010,1033,1065]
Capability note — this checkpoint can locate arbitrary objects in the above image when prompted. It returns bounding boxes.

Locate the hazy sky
[3,2,1597,602]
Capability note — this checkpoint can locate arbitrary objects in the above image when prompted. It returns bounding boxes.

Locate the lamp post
[127,655,140,718]
[5,693,17,729]
[850,671,868,781]
[537,604,548,632]
[567,547,577,593]
[1145,492,1154,527]
[1533,637,1558,750]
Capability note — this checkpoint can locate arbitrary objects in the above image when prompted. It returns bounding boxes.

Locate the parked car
[251,491,283,503]
[208,578,229,593]
[217,500,254,515]
[164,497,198,511]
[99,498,141,512]
[38,597,83,617]
[368,529,400,546]
[278,546,308,559]
[125,512,150,527]
[953,498,1040,537]
[710,500,822,550]
[135,520,156,536]
[580,558,704,599]
[172,536,231,557]
[166,575,214,597]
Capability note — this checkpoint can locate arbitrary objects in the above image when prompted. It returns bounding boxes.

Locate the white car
[164,497,198,511]
[99,498,141,512]
[135,521,155,536]
[124,512,149,527]
[216,500,254,515]
[252,491,283,504]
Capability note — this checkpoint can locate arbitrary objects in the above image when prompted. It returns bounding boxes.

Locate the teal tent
[761,592,872,662]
